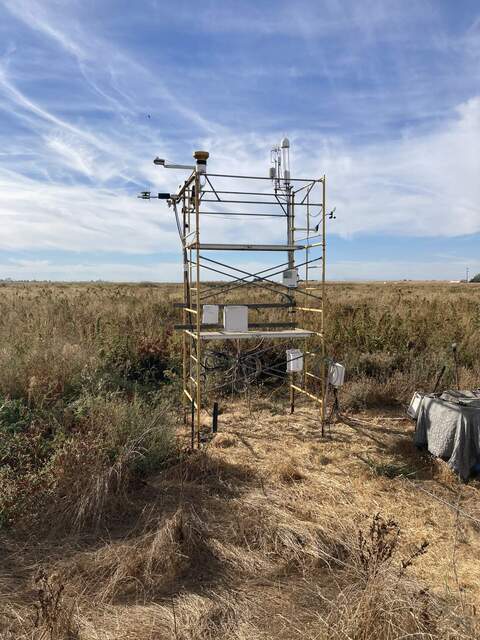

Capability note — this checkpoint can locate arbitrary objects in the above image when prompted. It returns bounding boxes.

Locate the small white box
[282,268,298,288]
[202,304,219,325]
[223,305,248,332]
[286,349,303,373]
[328,362,345,387]
[407,392,424,420]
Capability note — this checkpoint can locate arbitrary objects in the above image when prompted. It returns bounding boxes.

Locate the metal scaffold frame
[145,143,327,448]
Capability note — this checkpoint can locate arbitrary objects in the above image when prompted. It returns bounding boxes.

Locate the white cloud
[1,0,221,135]
[46,137,96,178]
[200,97,480,239]
[0,0,478,281]
[0,169,178,253]
[0,95,478,260]
[294,98,480,237]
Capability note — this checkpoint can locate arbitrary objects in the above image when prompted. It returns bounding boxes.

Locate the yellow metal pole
[321,175,326,436]
[304,190,309,395]
[187,188,194,446]
[289,190,295,413]
[182,195,188,433]
[194,174,202,448]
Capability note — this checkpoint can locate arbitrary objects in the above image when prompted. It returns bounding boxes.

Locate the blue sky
[0,0,479,281]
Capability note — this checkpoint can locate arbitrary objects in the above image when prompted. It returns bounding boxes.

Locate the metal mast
[144,141,328,447]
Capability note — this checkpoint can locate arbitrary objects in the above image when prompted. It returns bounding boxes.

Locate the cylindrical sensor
[193,150,209,174]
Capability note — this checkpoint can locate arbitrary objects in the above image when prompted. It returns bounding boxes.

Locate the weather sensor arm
[137,191,171,200]
[139,155,198,199]
[153,157,195,170]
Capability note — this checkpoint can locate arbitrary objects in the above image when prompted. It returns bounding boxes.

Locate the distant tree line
[470,273,480,283]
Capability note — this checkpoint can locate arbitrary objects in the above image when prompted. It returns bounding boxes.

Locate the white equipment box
[223,305,248,332]
[328,362,346,387]
[286,348,303,373]
[282,268,298,288]
[407,392,424,420]
[202,304,219,325]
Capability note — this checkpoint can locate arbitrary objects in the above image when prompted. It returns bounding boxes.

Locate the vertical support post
[288,187,296,412]
[190,398,195,450]
[188,191,193,302]
[212,402,219,433]
[320,175,327,437]
[181,178,195,448]
[287,186,294,270]
[290,375,295,413]
[194,173,202,448]
[182,197,188,432]
[304,190,309,394]
[188,191,194,444]
[191,151,209,449]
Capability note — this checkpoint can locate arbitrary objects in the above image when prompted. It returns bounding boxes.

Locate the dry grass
[56,506,214,603]
[0,280,478,407]
[1,282,480,639]
[211,433,238,448]
[3,402,480,639]
[276,460,305,483]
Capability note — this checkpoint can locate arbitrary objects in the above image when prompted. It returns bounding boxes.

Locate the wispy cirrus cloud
[0,0,478,281]
[1,0,221,134]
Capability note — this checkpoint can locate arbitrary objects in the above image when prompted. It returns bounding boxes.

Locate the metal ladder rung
[290,384,323,404]
[183,388,198,408]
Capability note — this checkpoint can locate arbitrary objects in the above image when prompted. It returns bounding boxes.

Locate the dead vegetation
[276,460,305,483]
[1,282,480,639]
[211,432,237,448]
[2,403,480,639]
[58,506,215,603]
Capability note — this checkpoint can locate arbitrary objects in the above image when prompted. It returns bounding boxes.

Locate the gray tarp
[415,390,480,481]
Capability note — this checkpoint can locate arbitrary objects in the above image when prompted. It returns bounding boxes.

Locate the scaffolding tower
[144,140,327,447]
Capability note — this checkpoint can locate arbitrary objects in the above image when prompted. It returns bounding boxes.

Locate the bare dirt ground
[2,400,479,639]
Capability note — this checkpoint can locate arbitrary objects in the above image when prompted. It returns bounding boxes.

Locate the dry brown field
[1,281,479,639]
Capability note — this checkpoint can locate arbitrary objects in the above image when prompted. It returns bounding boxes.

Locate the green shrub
[0,390,178,531]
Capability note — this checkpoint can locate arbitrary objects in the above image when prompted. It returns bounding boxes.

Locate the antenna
[281,137,290,187]
[270,137,291,191]
[270,145,281,190]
